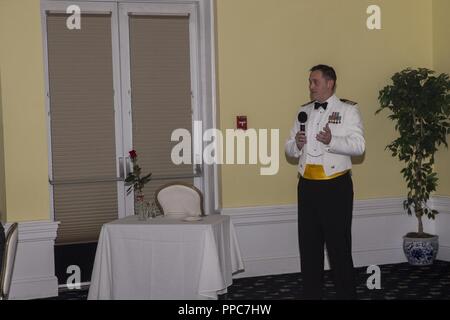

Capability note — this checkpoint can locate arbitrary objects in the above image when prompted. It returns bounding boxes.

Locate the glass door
[43,1,123,285]
[118,2,203,217]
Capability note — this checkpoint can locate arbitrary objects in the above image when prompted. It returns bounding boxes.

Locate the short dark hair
[310,64,337,89]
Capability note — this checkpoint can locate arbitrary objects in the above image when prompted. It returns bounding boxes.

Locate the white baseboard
[233,255,300,279]
[224,196,450,279]
[352,248,407,267]
[4,220,59,300]
[2,196,448,299]
[9,276,58,300]
[437,245,450,261]
[433,196,450,261]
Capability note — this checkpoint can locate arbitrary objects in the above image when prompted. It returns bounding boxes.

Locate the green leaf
[376,67,450,224]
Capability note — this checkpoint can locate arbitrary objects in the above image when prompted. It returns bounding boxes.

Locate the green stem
[417,214,424,235]
[413,115,424,235]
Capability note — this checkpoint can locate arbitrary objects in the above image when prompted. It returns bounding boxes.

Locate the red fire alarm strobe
[236,116,247,130]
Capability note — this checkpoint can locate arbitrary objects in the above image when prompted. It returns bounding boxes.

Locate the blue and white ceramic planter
[403,235,439,266]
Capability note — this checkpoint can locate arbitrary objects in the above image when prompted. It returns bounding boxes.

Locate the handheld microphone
[298,112,308,132]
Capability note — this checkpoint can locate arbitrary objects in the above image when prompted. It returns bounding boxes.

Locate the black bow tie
[314,102,328,110]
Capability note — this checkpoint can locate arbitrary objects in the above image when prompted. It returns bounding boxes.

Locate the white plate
[183,216,202,222]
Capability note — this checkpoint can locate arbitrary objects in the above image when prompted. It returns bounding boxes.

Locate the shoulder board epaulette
[340,99,357,105]
[301,101,314,107]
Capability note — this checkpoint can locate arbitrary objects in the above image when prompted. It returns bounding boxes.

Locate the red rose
[129,150,137,159]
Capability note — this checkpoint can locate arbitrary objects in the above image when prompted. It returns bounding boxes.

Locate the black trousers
[297,171,356,300]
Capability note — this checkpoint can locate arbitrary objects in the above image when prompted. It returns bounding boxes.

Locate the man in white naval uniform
[285,65,365,299]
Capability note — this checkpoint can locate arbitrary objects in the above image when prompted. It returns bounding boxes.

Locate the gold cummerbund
[302,164,348,180]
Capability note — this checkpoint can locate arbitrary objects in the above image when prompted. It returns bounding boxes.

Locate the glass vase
[135,191,146,221]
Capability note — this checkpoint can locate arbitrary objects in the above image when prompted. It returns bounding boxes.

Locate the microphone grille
[298,112,308,123]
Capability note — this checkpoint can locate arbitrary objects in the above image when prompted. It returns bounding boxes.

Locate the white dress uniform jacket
[285,94,365,177]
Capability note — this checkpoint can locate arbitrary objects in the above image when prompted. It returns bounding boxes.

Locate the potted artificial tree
[376,68,450,266]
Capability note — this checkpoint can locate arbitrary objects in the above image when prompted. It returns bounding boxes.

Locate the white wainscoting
[223,196,450,279]
[2,196,448,299]
[433,196,450,261]
[3,220,59,300]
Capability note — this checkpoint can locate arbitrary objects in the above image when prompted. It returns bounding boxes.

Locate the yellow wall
[433,0,450,196]
[0,0,447,221]
[216,0,434,207]
[0,0,50,222]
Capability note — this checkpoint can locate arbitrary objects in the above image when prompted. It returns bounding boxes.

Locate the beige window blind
[129,15,194,199]
[47,13,118,244]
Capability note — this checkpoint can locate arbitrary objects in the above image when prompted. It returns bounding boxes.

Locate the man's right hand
[295,132,307,151]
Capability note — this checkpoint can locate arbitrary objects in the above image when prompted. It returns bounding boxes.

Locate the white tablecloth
[88,214,244,300]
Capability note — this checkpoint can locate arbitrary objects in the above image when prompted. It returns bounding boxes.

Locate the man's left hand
[316,123,332,145]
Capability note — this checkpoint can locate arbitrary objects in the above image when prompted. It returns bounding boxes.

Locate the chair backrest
[0,223,19,300]
[155,182,204,217]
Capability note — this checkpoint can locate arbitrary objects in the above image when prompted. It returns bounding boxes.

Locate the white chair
[0,223,19,300]
[155,182,204,218]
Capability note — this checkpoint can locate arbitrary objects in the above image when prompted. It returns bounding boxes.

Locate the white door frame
[41,0,220,221]
[40,0,125,220]
[118,2,204,217]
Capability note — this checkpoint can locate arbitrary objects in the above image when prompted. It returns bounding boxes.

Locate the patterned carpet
[45,260,450,300]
